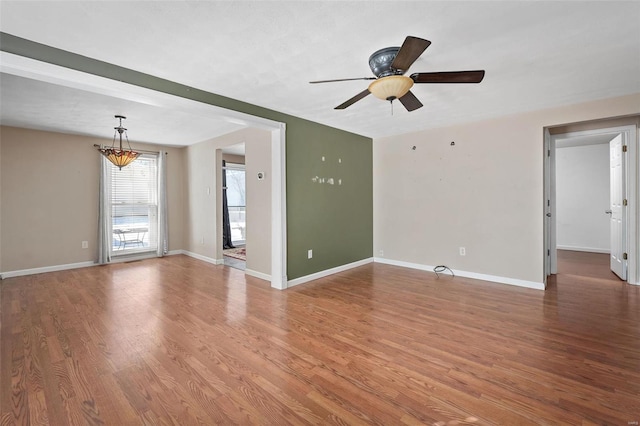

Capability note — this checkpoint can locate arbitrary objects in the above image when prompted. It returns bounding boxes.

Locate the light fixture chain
[124,131,133,151]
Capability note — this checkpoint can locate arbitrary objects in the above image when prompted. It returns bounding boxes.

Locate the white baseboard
[557,245,610,254]
[287,258,374,288]
[0,253,544,292]
[1,261,96,279]
[182,250,223,265]
[245,268,271,281]
[374,257,545,291]
[1,251,179,279]
[110,252,159,263]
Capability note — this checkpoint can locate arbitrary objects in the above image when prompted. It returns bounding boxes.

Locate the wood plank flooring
[1,251,639,425]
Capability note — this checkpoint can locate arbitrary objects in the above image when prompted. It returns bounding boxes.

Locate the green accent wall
[0,32,373,281]
[287,121,372,279]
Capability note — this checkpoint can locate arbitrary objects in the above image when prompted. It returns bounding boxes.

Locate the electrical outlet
[82,241,88,249]
[308,249,313,259]
[201,237,205,245]
[459,247,466,256]
[379,250,384,257]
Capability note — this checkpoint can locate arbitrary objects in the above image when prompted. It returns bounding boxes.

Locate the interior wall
[550,116,640,135]
[185,127,272,277]
[0,34,375,282]
[556,142,610,253]
[244,129,271,275]
[223,154,245,165]
[373,93,640,285]
[0,126,185,273]
[287,122,373,279]
[184,139,217,258]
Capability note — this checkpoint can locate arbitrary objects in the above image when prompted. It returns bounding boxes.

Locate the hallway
[555,249,623,283]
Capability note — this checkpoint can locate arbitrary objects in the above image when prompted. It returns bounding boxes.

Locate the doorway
[222,144,247,271]
[225,162,246,247]
[544,124,638,285]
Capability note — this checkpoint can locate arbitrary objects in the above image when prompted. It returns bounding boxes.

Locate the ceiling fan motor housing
[368,47,403,78]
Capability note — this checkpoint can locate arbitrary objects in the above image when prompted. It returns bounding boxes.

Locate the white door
[610,135,626,280]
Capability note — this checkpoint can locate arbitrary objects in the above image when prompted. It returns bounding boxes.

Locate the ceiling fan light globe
[368,76,414,101]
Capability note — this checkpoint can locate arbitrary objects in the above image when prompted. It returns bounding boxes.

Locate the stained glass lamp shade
[98,115,140,170]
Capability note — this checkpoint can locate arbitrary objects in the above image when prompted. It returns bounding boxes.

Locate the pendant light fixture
[98,115,140,169]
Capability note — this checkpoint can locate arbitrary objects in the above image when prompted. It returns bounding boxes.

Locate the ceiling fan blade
[411,70,485,84]
[335,89,371,110]
[310,77,376,84]
[398,91,423,112]
[391,36,431,73]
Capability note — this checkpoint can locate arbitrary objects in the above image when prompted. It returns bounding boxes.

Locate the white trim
[626,125,638,285]
[287,258,373,288]
[271,123,288,289]
[556,245,610,254]
[1,261,96,279]
[245,269,271,281]
[374,258,545,291]
[0,51,288,288]
[109,252,159,263]
[0,251,188,279]
[550,131,557,276]
[546,125,638,285]
[544,128,552,282]
[182,251,224,265]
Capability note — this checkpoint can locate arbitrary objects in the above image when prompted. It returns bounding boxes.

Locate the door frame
[544,124,638,285]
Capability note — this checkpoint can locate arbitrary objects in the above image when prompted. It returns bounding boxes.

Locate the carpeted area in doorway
[223,246,246,261]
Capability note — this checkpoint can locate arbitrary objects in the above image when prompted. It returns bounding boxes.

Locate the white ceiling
[1,1,639,145]
[0,73,246,145]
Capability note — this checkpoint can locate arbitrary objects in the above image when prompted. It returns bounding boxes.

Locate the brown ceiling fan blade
[335,89,371,110]
[391,36,431,73]
[398,91,423,112]
[411,70,485,84]
[310,77,376,84]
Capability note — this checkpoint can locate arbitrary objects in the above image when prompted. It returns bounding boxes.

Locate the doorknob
[546,213,551,217]
[605,210,612,215]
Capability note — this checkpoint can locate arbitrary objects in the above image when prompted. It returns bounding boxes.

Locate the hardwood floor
[223,256,246,271]
[1,253,639,425]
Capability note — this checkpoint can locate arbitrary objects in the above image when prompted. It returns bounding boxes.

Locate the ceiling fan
[310,36,485,112]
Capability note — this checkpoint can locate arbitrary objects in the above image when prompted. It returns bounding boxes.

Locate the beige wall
[184,139,217,258]
[0,124,268,276]
[184,128,272,276]
[223,154,245,165]
[373,93,640,285]
[244,129,272,275]
[550,115,640,135]
[0,126,185,273]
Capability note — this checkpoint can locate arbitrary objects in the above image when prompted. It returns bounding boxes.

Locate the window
[225,163,246,245]
[107,153,159,256]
